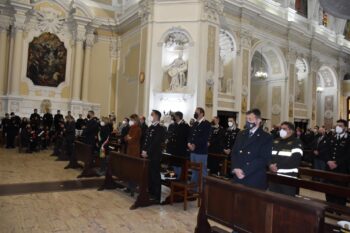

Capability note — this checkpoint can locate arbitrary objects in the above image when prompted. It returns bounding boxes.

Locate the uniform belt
[277,168,299,174]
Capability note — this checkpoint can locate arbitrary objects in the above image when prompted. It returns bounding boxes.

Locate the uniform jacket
[231,127,272,190]
[270,135,303,176]
[143,123,166,161]
[188,119,211,154]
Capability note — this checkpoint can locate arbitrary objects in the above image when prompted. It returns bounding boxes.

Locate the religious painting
[344,20,350,41]
[26,32,67,87]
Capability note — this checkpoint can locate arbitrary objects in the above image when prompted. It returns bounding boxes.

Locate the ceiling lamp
[254,47,268,80]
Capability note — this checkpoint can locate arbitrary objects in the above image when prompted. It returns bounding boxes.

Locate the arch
[250,41,287,79]
[316,65,338,128]
[158,27,194,47]
[219,29,237,64]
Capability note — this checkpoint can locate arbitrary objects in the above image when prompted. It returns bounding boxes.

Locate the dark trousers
[66,139,75,162]
[148,159,161,201]
[6,132,16,148]
[326,168,347,206]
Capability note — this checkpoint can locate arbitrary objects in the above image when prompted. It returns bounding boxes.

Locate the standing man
[325,119,350,206]
[311,126,330,171]
[141,110,166,202]
[54,110,64,131]
[42,110,53,130]
[139,116,148,147]
[208,116,225,174]
[187,107,211,184]
[269,122,303,196]
[223,118,240,156]
[30,109,41,130]
[231,109,272,190]
[82,110,99,151]
[1,113,10,146]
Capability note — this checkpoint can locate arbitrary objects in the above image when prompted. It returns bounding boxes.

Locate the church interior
[1,0,350,232]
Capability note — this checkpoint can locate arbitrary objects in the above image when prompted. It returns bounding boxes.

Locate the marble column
[0,25,8,95]
[81,32,95,102]
[9,26,24,96]
[72,25,86,101]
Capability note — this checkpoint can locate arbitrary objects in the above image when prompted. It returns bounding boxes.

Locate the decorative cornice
[202,0,224,23]
[138,0,154,24]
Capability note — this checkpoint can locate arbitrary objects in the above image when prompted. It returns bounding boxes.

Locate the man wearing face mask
[268,122,303,196]
[208,116,225,175]
[231,108,272,190]
[187,107,211,184]
[311,126,331,172]
[325,119,350,206]
[141,110,166,202]
[223,118,240,156]
[165,114,177,155]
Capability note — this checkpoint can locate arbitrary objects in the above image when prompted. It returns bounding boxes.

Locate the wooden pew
[267,171,350,223]
[208,153,229,176]
[74,140,100,178]
[195,176,326,233]
[160,153,188,204]
[103,151,152,210]
[299,167,350,183]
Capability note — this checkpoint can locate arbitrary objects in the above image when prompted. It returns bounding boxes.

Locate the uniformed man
[30,109,41,130]
[231,108,272,190]
[165,114,177,155]
[139,116,148,147]
[311,126,331,171]
[187,107,211,184]
[54,110,64,131]
[1,113,10,145]
[269,121,303,196]
[325,119,350,206]
[167,111,190,177]
[42,110,53,130]
[223,118,240,156]
[141,110,166,202]
[82,110,99,150]
[207,116,224,174]
[6,113,19,148]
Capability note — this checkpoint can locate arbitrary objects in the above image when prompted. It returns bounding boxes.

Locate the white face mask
[100,121,105,127]
[335,126,344,134]
[122,120,127,125]
[129,120,135,126]
[170,120,174,124]
[149,116,154,122]
[279,129,288,139]
[228,122,233,127]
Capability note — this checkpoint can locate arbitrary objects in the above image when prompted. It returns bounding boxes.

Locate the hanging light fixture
[254,47,268,80]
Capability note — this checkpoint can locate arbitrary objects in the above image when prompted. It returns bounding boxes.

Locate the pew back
[196,176,326,233]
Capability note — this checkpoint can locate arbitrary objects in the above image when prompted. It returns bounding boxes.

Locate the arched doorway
[316,66,338,129]
[249,43,287,129]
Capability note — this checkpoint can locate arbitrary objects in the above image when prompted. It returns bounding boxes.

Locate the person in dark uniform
[2,113,10,145]
[6,113,20,148]
[325,119,350,206]
[231,109,272,190]
[167,111,190,177]
[223,118,240,156]
[75,114,85,137]
[311,126,331,171]
[120,118,130,153]
[208,116,224,174]
[139,116,148,147]
[187,107,211,184]
[54,110,64,131]
[165,115,177,155]
[269,122,303,196]
[30,109,41,130]
[141,110,166,202]
[42,110,53,130]
[64,115,81,169]
[82,110,99,151]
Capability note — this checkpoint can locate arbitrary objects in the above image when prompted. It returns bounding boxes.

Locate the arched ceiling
[317,66,337,89]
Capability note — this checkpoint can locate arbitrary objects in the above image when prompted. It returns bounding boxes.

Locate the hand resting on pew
[327,161,337,170]
[232,168,245,179]
[141,150,148,158]
[269,163,278,173]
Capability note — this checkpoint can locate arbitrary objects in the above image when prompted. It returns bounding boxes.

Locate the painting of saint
[26,32,67,87]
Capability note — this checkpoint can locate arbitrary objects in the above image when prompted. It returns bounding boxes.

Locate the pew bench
[195,176,326,233]
[101,151,153,210]
[74,140,100,178]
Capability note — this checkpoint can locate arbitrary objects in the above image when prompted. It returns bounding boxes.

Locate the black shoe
[64,163,83,169]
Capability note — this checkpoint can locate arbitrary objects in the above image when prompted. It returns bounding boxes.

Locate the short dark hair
[196,107,205,116]
[281,121,295,131]
[140,116,146,121]
[337,119,347,127]
[152,110,161,120]
[88,110,95,116]
[10,112,14,116]
[246,108,261,119]
[124,117,129,122]
[174,111,183,119]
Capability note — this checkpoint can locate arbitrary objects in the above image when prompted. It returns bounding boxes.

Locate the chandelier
[254,47,268,80]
